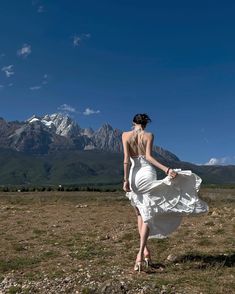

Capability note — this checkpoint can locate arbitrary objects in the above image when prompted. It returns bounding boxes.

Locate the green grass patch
[70,243,111,260]
[0,256,41,273]
[214,228,225,234]
[8,286,23,294]
[32,228,47,235]
[197,238,214,246]
[11,243,27,252]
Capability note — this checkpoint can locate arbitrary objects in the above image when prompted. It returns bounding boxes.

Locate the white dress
[125,131,209,239]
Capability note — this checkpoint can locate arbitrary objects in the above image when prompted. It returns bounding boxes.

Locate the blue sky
[0,0,235,165]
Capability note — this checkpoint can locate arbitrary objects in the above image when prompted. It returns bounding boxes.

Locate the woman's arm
[122,132,131,191]
[145,133,177,177]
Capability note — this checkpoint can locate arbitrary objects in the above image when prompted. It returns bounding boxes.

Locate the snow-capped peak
[27,112,81,137]
[26,114,41,123]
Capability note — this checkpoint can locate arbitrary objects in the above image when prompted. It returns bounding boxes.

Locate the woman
[122,113,209,272]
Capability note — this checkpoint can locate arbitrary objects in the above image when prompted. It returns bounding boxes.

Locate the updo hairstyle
[133,113,151,129]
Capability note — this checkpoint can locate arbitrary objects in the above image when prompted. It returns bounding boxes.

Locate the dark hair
[133,113,151,128]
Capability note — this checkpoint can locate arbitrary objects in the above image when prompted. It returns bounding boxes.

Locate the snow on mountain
[3,112,180,162]
[81,127,94,138]
[27,113,81,137]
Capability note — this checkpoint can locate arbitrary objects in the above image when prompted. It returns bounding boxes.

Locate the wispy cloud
[72,33,91,47]
[58,104,77,113]
[1,65,14,77]
[42,73,48,84]
[37,5,44,13]
[83,33,91,39]
[0,53,5,58]
[32,0,45,13]
[73,35,82,47]
[83,108,100,116]
[30,86,41,91]
[57,104,100,116]
[17,44,31,58]
[29,74,49,90]
[204,156,235,166]
[0,83,13,89]
[200,127,209,143]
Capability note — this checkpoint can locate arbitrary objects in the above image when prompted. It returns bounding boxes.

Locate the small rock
[212,211,219,216]
[75,204,88,208]
[64,277,71,283]
[166,254,178,262]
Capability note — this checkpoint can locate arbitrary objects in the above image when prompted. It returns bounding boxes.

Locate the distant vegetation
[0,183,121,193]
[0,183,235,193]
[0,148,235,187]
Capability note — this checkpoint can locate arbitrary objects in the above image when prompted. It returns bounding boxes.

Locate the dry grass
[0,189,234,293]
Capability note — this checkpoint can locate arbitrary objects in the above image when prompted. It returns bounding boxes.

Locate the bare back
[124,129,149,157]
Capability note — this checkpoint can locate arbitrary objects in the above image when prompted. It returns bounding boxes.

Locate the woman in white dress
[122,113,209,272]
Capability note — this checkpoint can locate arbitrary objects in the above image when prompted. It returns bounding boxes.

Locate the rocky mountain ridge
[0,114,235,185]
[0,113,176,161]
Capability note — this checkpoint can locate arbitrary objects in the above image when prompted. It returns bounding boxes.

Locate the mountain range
[0,113,234,186]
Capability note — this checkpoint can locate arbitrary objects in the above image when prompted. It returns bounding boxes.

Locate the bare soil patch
[0,189,234,293]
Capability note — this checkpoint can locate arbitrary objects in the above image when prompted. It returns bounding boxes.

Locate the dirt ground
[0,189,234,293]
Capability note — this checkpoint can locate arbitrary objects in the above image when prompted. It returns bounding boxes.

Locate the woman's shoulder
[122,130,132,135]
[122,130,132,139]
[143,131,154,138]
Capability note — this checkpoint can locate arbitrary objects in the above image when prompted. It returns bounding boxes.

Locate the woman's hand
[123,180,131,192]
[168,168,178,179]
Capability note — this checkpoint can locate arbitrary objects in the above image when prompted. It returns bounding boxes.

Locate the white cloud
[58,104,76,113]
[8,83,13,87]
[73,35,82,47]
[56,105,100,116]
[30,86,41,90]
[83,108,100,116]
[204,156,235,166]
[17,44,31,58]
[1,65,14,77]
[82,33,91,39]
[73,33,91,47]
[0,84,4,88]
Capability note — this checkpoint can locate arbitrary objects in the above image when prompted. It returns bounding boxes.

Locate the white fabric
[126,156,209,239]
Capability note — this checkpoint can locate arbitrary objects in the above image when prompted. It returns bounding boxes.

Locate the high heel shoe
[134,261,143,272]
[144,256,153,268]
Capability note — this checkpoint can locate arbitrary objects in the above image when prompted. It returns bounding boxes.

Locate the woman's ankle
[136,251,144,261]
[144,248,151,258]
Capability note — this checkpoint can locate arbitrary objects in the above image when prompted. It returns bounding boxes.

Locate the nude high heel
[134,261,143,272]
[144,257,151,268]
[144,255,153,268]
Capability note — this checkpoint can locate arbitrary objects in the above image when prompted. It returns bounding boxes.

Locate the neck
[133,125,144,131]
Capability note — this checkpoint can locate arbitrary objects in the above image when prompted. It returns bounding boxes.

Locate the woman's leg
[138,222,149,260]
[134,207,151,259]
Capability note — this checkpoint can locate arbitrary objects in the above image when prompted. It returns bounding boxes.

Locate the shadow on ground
[175,252,235,267]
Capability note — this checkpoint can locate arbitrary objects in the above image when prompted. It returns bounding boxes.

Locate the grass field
[0,189,234,293]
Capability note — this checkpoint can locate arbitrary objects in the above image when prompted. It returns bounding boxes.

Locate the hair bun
[133,113,151,128]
